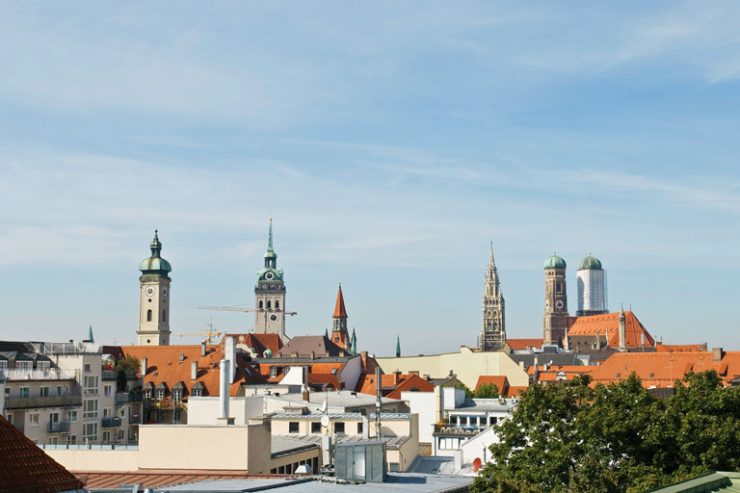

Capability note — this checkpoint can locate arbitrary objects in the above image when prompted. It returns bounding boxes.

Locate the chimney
[190,361,197,381]
[219,359,230,421]
[712,347,723,362]
[408,371,419,377]
[618,309,627,352]
[200,340,207,357]
[140,357,148,376]
[224,336,236,381]
[393,370,402,386]
[179,353,185,362]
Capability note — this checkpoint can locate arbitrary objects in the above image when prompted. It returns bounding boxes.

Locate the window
[67,435,77,445]
[144,389,152,399]
[83,423,97,441]
[84,364,91,373]
[56,386,62,396]
[311,422,321,433]
[556,282,562,293]
[270,367,279,378]
[49,436,58,445]
[275,300,280,310]
[488,416,498,425]
[191,388,202,397]
[29,414,39,426]
[37,361,50,371]
[289,422,299,433]
[156,389,165,400]
[19,387,30,398]
[173,389,182,401]
[104,385,112,396]
[15,361,32,371]
[266,300,271,310]
[147,309,152,322]
[258,300,263,309]
[83,399,98,419]
[334,422,345,434]
[0,360,7,370]
[117,429,125,441]
[162,309,167,322]
[103,431,111,442]
[84,376,99,395]
[40,387,50,397]
[357,422,364,434]
[389,462,400,472]
[67,410,78,422]
[103,408,111,418]
[5,414,12,425]
[119,408,126,417]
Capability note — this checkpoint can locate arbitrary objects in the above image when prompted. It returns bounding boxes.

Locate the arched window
[258,300,263,309]
[147,309,152,322]
[266,300,272,310]
[275,300,280,310]
[162,310,167,322]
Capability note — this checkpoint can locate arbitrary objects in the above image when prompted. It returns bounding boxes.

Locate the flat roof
[271,412,411,420]
[277,433,410,450]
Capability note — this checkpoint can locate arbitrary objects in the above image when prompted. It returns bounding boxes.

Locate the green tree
[115,354,140,375]
[456,382,474,399]
[475,383,500,398]
[472,371,739,493]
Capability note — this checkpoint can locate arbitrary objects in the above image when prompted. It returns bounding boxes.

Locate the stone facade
[479,243,506,351]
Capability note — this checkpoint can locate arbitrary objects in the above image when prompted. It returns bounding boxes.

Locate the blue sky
[1,2,739,354]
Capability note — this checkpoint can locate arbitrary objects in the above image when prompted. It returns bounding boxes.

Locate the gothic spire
[395,335,401,357]
[350,328,357,355]
[333,283,348,319]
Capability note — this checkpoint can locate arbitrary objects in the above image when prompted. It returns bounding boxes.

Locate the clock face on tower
[270,314,278,321]
[555,300,564,309]
[145,287,155,296]
[265,272,274,280]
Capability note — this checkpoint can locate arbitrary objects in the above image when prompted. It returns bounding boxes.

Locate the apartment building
[0,340,142,445]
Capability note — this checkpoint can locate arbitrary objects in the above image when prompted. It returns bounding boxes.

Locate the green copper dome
[544,254,566,270]
[139,230,171,275]
[579,255,602,270]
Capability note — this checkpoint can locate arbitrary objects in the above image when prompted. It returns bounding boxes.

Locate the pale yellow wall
[139,425,251,470]
[45,449,140,472]
[377,346,529,388]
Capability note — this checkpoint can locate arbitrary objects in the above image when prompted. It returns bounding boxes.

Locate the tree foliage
[456,382,474,399]
[475,384,500,398]
[472,371,740,493]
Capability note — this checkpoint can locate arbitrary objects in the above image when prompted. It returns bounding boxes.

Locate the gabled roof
[506,339,544,351]
[232,333,283,355]
[357,372,434,398]
[118,344,253,399]
[568,311,655,348]
[277,336,345,358]
[474,375,509,394]
[0,415,84,493]
[387,374,435,399]
[655,343,708,353]
[333,285,348,319]
[590,351,740,388]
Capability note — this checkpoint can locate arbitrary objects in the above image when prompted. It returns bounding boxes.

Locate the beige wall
[377,346,529,388]
[45,448,140,472]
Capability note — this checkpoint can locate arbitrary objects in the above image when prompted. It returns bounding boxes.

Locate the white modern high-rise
[576,255,608,316]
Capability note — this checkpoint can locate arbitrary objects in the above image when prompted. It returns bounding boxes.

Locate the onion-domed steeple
[544,254,566,270]
[139,230,171,278]
[578,255,602,271]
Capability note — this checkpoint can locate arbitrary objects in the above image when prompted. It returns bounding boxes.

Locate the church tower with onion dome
[255,219,287,339]
[137,230,172,346]
[543,253,569,346]
[576,254,608,316]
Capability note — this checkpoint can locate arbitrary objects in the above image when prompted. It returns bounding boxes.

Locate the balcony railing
[115,392,143,404]
[433,423,486,436]
[102,417,122,428]
[4,393,82,410]
[47,421,71,433]
[0,369,77,381]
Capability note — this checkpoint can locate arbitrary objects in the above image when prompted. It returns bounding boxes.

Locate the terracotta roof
[474,375,509,394]
[256,360,347,385]
[233,333,283,355]
[506,338,544,350]
[0,415,84,493]
[333,285,348,319]
[655,343,708,353]
[529,365,594,384]
[74,470,282,489]
[567,311,655,348]
[119,344,252,399]
[506,386,529,397]
[277,336,345,358]
[590,351,740,388]
[356,372,434,398]
[387,374,435,399]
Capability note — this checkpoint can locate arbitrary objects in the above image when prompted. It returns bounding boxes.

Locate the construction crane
[198,305,297,316]
[177,324,222,344]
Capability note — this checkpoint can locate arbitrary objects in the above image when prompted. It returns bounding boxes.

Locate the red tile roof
[233,333,283,355]
[655,343,708,353]
[357,372,434,398]
[74,470,283,489]
[474,375,509,394]
[333,285,348,319]
[506,386,529,397]
[506,338,544,350]
[568,311,655,349]
[590,351,740,388]
[387,374,435,399]
[0,415,84,493]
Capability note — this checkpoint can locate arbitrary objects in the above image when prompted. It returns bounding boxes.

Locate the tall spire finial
[150,229,162,257]
[396,334,401,358]
[268,218,274,252]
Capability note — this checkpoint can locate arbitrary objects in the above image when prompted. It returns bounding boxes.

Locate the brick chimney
[712,347,723,362]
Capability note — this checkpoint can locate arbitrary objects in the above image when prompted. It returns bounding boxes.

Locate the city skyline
[1,2,740,353]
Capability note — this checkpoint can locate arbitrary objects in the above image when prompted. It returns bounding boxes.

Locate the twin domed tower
[543,253,608,345]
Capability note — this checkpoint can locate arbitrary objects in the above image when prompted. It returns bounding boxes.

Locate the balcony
[102,417,122,428]
[47,421,70,433]
[115,392,143,404]
[0,369,77,381]
[128,415,141,425]
[433,423,485,436]
[4,393,82,410]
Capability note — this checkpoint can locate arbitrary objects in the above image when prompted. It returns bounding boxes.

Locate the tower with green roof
[543,253,569,346]
[576,254,608,316]
[137,230,172,346]
[254,219,287,339]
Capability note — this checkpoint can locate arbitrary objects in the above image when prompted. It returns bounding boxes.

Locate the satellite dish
[321,415,330,428]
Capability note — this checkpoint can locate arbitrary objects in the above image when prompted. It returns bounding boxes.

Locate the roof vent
[179,353,185,362]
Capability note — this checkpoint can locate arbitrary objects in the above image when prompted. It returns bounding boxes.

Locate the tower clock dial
[555,300,564,309]
[145,287,155,296]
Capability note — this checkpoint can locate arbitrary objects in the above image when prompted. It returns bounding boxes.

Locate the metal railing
[433,423,486,435]
[0,369,77,381]
[102,417,122,428]
[4,393,82,410]
[115,392,143,404]
[47,421,71,433]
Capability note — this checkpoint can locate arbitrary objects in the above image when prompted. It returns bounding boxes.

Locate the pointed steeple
[264,218,277,268]
[396,335,401,357]
[86,325,94,343]
[333,283,348,319]
[350,328,357,355]
[150,230,162,258]
[324,328,329,338]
